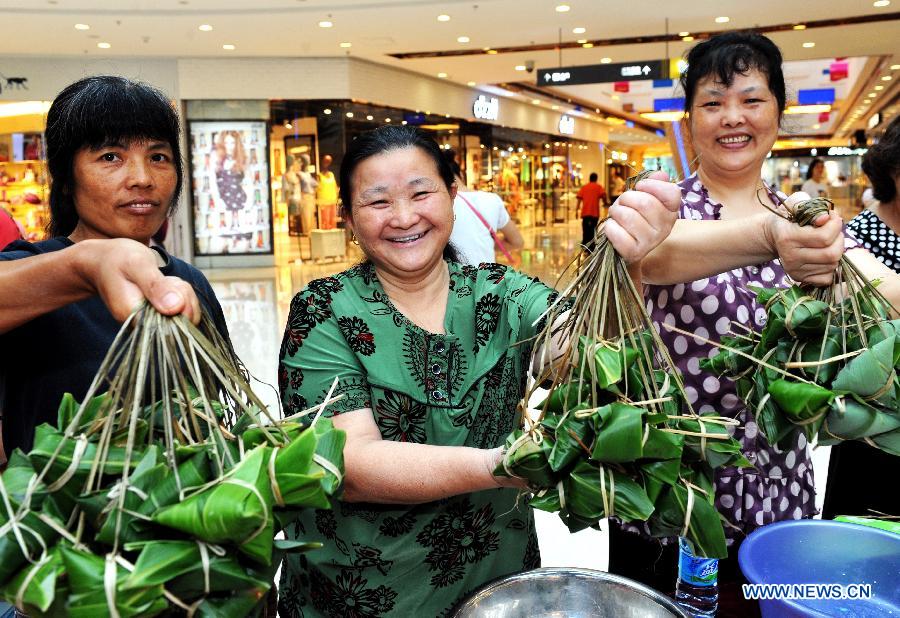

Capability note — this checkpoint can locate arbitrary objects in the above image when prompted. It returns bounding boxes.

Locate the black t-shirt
[0,237,230,454]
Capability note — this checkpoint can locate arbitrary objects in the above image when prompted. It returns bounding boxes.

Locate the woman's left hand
[604,171,681,264]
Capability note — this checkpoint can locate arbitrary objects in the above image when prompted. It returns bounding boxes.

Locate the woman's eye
[151,153,171,163]
[413,191,430,199]
[745,98,763,104]
[101,152,120,162]
[368,200,389,207]
[700,101,720,108]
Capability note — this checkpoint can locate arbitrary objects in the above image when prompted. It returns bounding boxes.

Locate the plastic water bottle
[675,537,719,616]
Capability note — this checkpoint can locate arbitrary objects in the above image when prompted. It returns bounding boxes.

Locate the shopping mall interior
[1,1,899,615]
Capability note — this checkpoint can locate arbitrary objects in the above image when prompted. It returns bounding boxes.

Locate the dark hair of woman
[806,158,824,180]
[44,75,184,237]
[681,31,787,116]
[339,125,460,262]
[862,116,900,204]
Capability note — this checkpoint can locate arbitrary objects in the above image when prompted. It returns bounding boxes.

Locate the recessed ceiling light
[346,112,354,118]
[532,99,540,105]
[611,94,620,100]
[284,122,293,129]
[551,104,559,110]
[883,75,893,81]
[486,49,498,54]
[802,42,815,48]
[678,31,690,37]
[198,24,213,32]
[682,36,695,42]
[97,42,111,49]
[793,24,806,30]
[74,23,90,30]
[515,65,527,71]
[873,0,890,7]
[891,64,900,70]
[323,108,332,114]
[457,36,470,43]
[556,4,571,12]
[812,123,821,129]
[401,120,408,125]
[573,27,586,34]
[437,14,450,21]
[582,43,594,48]
[366,115,374,120]
[715,16,730,23]
[875,85,885,90]
[222,44,235,50]
[576,39,588,44]
[385,118,391,122]
[437,72,448,78]
[868,92,877,97]
[318,20,333,28]
[339,42,352,48]
[467,81,476,86]
[600,57,612,63]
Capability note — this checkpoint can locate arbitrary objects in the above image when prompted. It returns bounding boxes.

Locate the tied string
[45,434,89,493]
[784,295,818,339]
[313,453,344,485]
[267,448,285,507]
[599,464,615,519]
[15,552,52,611]
[0,473,46,569]
[679,478,710,539]
[222,478,270,547]
[196,541,226,595]
[105,553,121,618]
[502,416,544,480]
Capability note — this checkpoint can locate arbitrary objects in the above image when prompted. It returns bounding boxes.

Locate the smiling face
[346,146,456,280]
[689,69,780,178]
[68,139,177,244]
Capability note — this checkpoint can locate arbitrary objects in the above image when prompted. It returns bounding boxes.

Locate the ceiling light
[556,5,571,12]
[576,39,588,44]
[682,36,694,42]
[457,36,470,43]
[486,48,498,54]
[198,24,213,31]
[437,72,448,78]
[601,57,612,64]
[366,115,374,120]
[318,20,333,28]
[678,31,690,37]
[466,81,476,86]
[532,99,540,105]
[785,104,832,114]
[875,85,884,90]
[551,104,559,110]
[97,42,111,49]
[883,75,893,81]
[793,24,806,30]
[284,122,293,129]
[868,92,877,97]
[640,111,685,121]
[222,44,235,50]
[401,120,408,125]
[515,65,527,71]
[873,0,890,7]
[385,118,391,122]
[573,27,586,34]
[74,23,90,30]
[437,14,450,21]
[339,42,352,48]
[346,112,354,118]
[812,123,821,129]
[715,16,730,23]
[611,94,620,100]
[802,42,816,48]
[582,43,594,48]
[323,108,332,115]
[891,64,900,70]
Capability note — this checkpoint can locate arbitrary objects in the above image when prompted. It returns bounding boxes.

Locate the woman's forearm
[642,215,774,285]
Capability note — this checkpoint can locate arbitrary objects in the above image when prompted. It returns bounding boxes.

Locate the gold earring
[349,230,359,245]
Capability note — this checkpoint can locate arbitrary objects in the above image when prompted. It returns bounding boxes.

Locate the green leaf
[546,413,593,472]
[0,545,63,613]
[565,461,655,522]
[832,336,896,405]
[591,403,644,463]
[768,380,835,437]
[122,541,200,590]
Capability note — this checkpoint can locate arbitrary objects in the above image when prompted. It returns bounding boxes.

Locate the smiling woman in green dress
[276,125,682,617]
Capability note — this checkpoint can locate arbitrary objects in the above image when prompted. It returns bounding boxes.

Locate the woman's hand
[764,191,845,286]
[75,239,202,323]
[605,171,681,264]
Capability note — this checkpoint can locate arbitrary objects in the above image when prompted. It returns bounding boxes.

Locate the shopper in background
[824,114,900,520]
[609,168,626,203]
[576,171,608,248]
[276,125,681,617]
[624,31,900,615]
[0,205,22,250]
[447,159,524,265]
[0,75,229,456]
[317,153,339,229]
[801,157,830,198]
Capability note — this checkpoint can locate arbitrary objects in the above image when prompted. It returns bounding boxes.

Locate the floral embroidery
[281,293,332,357]
[339,316,376,356]
[379,512,417,537]
[473,293,501,353]
[375,390,427,443]
[309,569,397,618]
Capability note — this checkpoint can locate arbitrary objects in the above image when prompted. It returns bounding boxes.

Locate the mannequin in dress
[317,154,339,230]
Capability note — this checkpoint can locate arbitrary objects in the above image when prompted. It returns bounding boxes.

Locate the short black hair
[862,116,900,203]
[339,125,459,262]
[589,172,599,182]
[681,31,786,115]
[806,158,824,180]
[45,75,184,237]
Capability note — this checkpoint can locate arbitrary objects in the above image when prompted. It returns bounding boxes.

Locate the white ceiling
[0,0,897,142]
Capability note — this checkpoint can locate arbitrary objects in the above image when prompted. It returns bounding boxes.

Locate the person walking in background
[448,159,524,265]
[609,168,626,203]
[0,205,23,250]
[801,157,830,198]
[576,172,607,248]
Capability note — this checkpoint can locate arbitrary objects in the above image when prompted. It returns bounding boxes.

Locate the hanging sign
[558,115,575,135]
[472,94,499,121]
[537,59,668,86]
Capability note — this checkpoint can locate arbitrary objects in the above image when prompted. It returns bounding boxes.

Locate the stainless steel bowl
[453,567,689,618]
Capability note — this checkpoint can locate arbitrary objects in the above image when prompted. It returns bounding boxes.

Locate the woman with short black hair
[0,75,228,455]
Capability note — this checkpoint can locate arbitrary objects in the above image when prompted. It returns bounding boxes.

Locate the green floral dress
[277,261,561,617]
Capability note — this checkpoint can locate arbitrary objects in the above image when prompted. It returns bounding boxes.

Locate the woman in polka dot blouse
[824,115,900,522]
[607,32,900,613]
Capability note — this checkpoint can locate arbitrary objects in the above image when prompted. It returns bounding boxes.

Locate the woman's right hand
[605,171,681,264]
[75,239,202,323]
[764,191,845,286]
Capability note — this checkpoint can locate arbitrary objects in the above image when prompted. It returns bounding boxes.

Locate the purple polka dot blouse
[643,173,859,545]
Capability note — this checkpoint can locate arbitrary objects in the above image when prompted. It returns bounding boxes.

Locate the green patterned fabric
[277,261,560,617]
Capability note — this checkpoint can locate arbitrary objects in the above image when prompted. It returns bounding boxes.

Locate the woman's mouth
[120,201,160,214]
[388,231,426,244]
[717,135,752,146]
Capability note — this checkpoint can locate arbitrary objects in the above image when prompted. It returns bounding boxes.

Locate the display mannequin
[298,154,318,234]
[317,154,338,230]
[282,155,303,236]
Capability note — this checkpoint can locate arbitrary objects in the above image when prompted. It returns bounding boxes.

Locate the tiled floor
[203,219,829,575]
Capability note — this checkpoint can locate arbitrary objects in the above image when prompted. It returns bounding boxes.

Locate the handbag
[457,193,516,263]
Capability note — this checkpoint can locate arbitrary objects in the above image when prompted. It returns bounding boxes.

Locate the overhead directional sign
[537,59,668,87]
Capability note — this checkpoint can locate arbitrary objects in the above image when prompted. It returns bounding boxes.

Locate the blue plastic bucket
[739,520,900,617]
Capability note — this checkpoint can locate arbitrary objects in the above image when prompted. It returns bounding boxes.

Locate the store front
[0,101,50,244]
